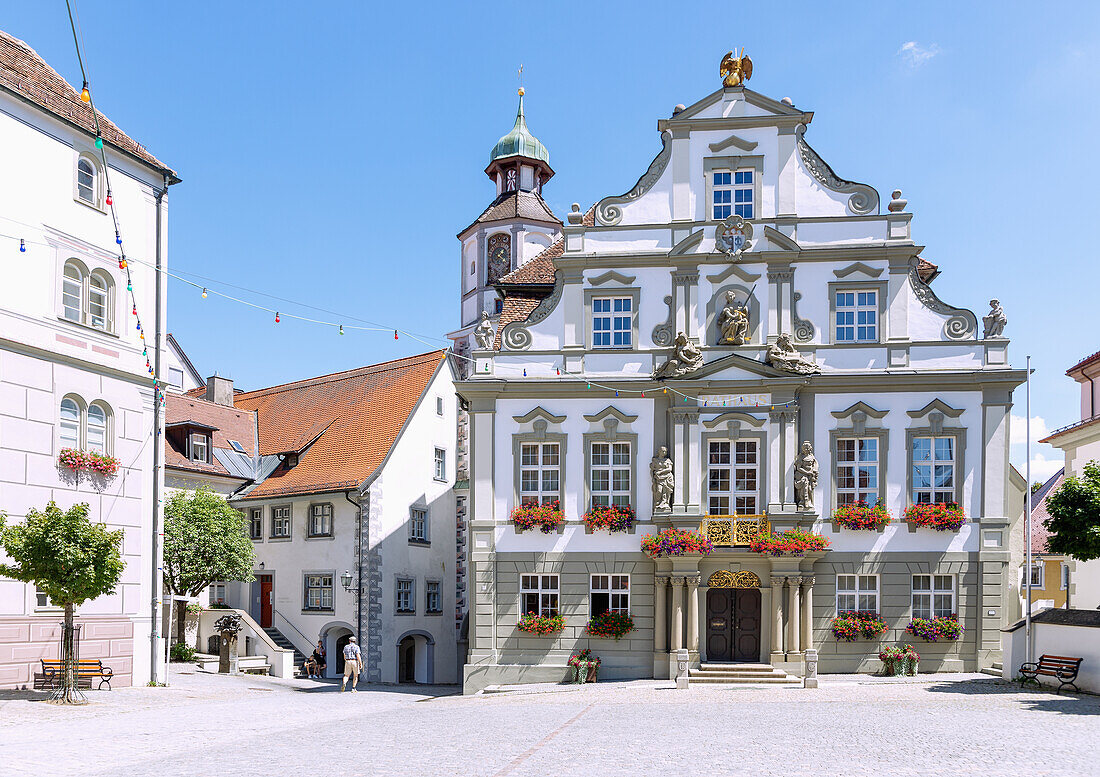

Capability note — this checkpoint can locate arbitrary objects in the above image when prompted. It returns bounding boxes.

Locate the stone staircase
[980,661,1003,678]
[193,652,272,675]
[689,662,801,686]
[262,626,308,673]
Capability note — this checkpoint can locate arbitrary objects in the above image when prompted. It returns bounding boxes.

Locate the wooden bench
[34,659,114,691]
[1019,654,1083,693]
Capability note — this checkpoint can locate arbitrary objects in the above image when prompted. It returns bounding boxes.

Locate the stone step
[689,675,800,684]
[980,667,1001,677]
[699,663,778,673]
[992,662,1003,670]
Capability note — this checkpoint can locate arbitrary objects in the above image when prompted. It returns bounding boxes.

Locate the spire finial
[518,63,524,97]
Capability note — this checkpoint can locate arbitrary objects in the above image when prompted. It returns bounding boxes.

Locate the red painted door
[259,575,273,628]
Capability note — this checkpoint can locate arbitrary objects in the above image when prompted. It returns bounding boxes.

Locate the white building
[458,61,1027,692]
[214,351,461,683]
[0,30,178,688]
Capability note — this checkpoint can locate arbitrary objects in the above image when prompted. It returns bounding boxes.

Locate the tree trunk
[175,597,187,647]
[51,602,86,705]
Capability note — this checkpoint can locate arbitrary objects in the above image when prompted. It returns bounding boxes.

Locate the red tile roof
[459,190,560,237]
[1029,469,1066,555]
[164,394,256,479]
[916,258,938,283]
[1068,349,1100,376]
[0,30,176,179]
[233,351,448,499]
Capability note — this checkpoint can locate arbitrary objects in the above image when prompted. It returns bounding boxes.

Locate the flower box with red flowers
[58,448,119,478]
[640,528,713,559]
[586,611,635,640]
[832,502,892,531]
[904,503,965,532]
[510,500,565,534]
[879,644,920,675]
[831,611,889,641]
[583,504,635,533]
[568,648,600,683]
[905,615,962,642]
[749,528,830,557]
[517,612,565,635]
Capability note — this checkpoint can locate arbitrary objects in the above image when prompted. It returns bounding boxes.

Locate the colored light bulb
[523,369,527,377]
[339,325,344,335]
[132,304,137,315]
[80,83,90,103]
[95,137,103,149]
[105,194,112,206]
[641,391,646,398]
[127,282,132,292]
[394,330,398,340]
[19,239,25,252]
[614,390,619,397]
[201,288,208,299]
[275,311,280,323]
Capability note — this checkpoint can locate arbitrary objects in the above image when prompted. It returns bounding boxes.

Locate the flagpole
[1025,355,1033,666]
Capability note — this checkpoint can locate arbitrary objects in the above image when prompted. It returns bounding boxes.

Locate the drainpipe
[150,175,168,685]
[345,489,362,645]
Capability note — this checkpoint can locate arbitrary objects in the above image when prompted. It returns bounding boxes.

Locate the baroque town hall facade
[452,61,1026,693]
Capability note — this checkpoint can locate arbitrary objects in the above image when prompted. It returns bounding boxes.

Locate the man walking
[341,636,363,692]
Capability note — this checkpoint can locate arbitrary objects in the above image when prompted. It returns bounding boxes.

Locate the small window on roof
[228,439,246,454]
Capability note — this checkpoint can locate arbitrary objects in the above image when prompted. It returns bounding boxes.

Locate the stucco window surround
[828,402,890,520]
[73,150,106,212]
[583,272,640,351]
[827,279,887,345]
[248,508,263,542]
[59,258,117,335]
[307,502,334,539]
[409,505,430,545]
[581,407,639,515]
[425,579,443,614]
[904,401,966,520]
[911,573,955,619]
[58,393,114,456]
[302,571,335,614]
[270,504,292,541]
[836,573,879,614]
[510,407,567,517]
[701,413,767,516]
[703,155,763,223]
[395,577,416,615]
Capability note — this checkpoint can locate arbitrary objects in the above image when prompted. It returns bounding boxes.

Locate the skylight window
[228,439,246,453]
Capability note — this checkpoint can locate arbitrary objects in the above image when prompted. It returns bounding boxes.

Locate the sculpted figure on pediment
[473,311,495,350]
[653,332,704,379]
[765,334,820,375]
[982,299,1007,339]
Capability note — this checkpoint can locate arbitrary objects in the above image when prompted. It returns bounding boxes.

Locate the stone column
[686,575,700,654]
[786,576,800,657]
[770,576,785,662]
[800,576,814,653]
[671,576,685,650]
[654,575,669,653]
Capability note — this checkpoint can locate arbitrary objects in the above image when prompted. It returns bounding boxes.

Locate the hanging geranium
[906,615,962,642]
[832,502,891,531]
[831,611,889,641]
[904,503,965,532]
[86,451,120,477]
[584,504,635,533]
[57,448,120,478]
[640,528,713,559]
[587,611,635,640]
[879,644,920,676]
[749,528,830,557]
[58,447,88,471]
[517,612,565,635]
[510,500,565,533]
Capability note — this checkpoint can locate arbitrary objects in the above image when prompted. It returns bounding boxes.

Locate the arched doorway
[318,621,355,680]
[395,630,436,684]
[398,637,416,683]
[335,633,352,677]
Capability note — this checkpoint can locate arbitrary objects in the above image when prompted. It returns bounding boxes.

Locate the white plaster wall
[1074,560,1100,610]
[1002,622,1100,693]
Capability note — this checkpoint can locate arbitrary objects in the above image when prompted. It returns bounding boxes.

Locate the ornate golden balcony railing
[699,514,769,547]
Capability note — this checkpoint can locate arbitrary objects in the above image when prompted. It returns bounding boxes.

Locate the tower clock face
[487,234,510,284]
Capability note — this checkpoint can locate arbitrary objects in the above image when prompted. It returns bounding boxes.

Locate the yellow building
[1022,470,1071,610]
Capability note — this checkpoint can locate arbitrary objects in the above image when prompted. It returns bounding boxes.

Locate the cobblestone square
[1,671,1097,777]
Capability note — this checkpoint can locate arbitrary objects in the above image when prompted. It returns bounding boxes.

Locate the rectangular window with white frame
[592,297,632,348]
[836,574,879,614]
[303,574,333,612]
[834,290,878,342]
[911,436,955,504]
[210,581,228,606]
[836,437,879,505]
[707,440,758,514]
[1023,564,1043,588]
[308,503,333,537]
[396,578,414,614]
[912,574,955,619]
[434,447,446,481]
[249,509,263,541]
[520,574,559,617]
[590,441,631,508]
[426,580,442,614]
[190,432,209,464]
[271,505,291,538]
[712,169,753,220]
[519,442,560,505]
[409,507,429,543]
[590,574,629,616]
[35,586,54,609]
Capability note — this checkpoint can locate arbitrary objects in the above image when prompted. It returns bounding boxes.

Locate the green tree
[0,502,124,704]
[163,487,255,643]
[1044,461,1100,562]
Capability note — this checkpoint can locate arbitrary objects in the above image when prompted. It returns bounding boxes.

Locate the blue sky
[7,1,1098,481]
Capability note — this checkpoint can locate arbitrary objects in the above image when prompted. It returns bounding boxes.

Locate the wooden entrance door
[258,575,273,628]
[705,588,761,662]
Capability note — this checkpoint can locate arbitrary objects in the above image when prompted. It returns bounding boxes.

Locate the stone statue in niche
[765,334,820,375]
[473,311,495,350]
[652,332,704,379]
[793,441,819,511]
[982,299,1007,339]
[650,446,674,512]
[717,291,750,345]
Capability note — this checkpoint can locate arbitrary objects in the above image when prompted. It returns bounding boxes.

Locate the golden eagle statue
[720,49,753,88]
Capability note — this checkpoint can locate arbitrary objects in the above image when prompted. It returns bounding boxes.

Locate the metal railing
[699,514,769,547]
[272,608,315,652]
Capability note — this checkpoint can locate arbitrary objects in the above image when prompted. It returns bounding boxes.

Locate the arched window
[486,233,511,285]
[87,402,109,453]
[59,396,81,448]
[88,271,112,330]
[62,261,83,322]
[76,157,97,205]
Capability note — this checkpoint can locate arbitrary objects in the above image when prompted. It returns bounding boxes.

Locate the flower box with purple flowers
[640,528,713,559]
[904,503,965,532]
[586,611,634,640]
[517,612,565,635]
[831,611,889,641]
[583,504,635,533]
[832,502,892,531]
[749,528,830,557]
[905,615,962,642]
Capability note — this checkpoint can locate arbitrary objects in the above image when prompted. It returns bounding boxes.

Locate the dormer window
[285,452,299,469]
[189,431,209,464]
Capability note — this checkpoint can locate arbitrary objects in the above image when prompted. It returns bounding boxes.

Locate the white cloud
[1010,414,1051,447]
[1020,452,1063,484]
[897,41,941,69]
[1009,415,1062,484]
